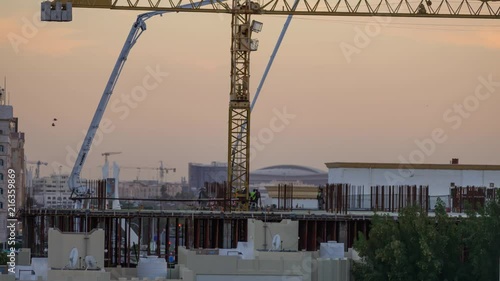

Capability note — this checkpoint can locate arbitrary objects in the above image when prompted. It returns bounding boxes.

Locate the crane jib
[46,0,500,18]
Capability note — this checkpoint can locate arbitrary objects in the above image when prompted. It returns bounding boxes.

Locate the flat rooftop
[325,162,500,171]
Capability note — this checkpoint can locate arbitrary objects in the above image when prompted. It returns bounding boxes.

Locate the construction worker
[249,189,257,210]
[255,189,261,208]
[317,187,324,210]
[198,187,208,209]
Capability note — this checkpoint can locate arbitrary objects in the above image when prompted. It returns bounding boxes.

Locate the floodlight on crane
[251,21,263,33]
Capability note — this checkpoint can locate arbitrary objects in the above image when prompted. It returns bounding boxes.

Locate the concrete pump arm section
[43,0,500,211]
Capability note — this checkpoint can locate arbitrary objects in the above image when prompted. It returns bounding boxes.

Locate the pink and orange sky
[1,0,500,181]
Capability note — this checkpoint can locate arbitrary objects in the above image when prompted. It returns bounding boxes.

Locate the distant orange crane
[121,162,176,182]
[101,152,122,166]
[27,160,48,179]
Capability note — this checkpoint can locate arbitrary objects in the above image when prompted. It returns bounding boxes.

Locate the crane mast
[228,0,260,209]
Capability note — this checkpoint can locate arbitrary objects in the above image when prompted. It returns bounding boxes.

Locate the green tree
[462,196,500,280]
[0,252,7,265]
[161,185,168,198]
[432,199,469,280]
[353,199,469,281]
[353,197,500,281]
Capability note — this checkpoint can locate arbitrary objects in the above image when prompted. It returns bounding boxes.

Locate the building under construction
[20,162,500,267]
[20,181,438,266]
[16,168,500,280]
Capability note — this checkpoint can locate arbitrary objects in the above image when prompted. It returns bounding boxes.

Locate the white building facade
[0,85,27,242]
[326,162,500,196]
[32,174,74,208]
[118,180,183,199]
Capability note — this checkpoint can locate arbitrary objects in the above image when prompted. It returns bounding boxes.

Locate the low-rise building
[326,161,500,196]
[118,180,183,199]
[32,174,74,208]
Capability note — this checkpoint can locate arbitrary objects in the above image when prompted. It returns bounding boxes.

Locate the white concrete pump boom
[44,0,294,210]
[66,11,167,206]
[54,1,219,207]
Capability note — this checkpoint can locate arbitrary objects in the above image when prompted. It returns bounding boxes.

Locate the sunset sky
[1,0,500,182]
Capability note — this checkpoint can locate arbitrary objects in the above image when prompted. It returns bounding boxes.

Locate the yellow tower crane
[41,0,500,211]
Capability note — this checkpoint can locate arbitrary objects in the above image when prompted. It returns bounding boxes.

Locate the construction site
[2,0,500,280]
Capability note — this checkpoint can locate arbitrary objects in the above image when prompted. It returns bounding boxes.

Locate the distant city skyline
[3,0,500,183]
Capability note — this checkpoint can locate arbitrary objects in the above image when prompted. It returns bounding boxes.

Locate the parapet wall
[48,228,105,270]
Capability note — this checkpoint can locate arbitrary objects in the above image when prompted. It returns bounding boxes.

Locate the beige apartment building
[0,85,26,243]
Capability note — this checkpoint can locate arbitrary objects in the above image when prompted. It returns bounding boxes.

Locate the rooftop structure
[326,161,500,196]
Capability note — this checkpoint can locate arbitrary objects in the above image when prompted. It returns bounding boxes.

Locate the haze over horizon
[2,0,500,182]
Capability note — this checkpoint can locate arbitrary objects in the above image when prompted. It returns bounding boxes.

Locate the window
[0,145,4,152]
[0,173,4,181]
[0,159,4,166]
[0,188,3,195]
[0,202,3,209]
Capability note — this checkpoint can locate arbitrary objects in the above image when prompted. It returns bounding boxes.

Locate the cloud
[0,15,93,56]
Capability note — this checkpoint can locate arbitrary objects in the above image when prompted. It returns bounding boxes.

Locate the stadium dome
[250,165,327,186]
[252,165,325,176]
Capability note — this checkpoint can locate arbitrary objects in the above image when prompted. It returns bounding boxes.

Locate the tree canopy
[353,197,500,281]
